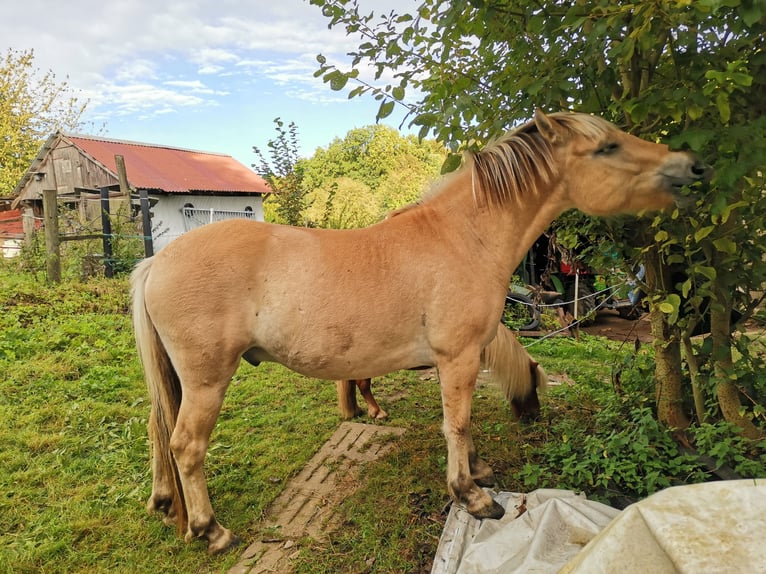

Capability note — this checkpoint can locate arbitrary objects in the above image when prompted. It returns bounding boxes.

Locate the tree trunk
[681,335,707,425]
[644,246,690,429]
[650,309,690,429]
[709,287,763,439]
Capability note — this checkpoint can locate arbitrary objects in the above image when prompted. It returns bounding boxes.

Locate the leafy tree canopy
[300,124,446,227]
[1,49,86,196]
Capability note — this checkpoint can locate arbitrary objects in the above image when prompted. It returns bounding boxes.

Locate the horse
[131,109,711,553]
[337,323,548,422]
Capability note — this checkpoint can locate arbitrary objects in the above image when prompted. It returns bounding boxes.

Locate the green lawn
[2,265,761,573]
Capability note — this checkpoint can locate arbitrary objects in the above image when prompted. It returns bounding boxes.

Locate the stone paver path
[229,421,405,574]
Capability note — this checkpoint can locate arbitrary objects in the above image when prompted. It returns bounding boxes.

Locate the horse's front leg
[438,357,505,520]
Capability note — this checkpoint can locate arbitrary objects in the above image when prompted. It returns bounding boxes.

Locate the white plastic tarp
[432,480,766,574]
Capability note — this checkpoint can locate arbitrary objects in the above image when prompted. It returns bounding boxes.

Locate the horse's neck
[424,170,568,286]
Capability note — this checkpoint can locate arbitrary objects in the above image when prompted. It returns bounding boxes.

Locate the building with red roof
[11,132,271,251]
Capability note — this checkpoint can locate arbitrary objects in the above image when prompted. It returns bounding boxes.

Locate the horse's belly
[243,340,433,381]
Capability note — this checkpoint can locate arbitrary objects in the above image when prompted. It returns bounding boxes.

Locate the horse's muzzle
[663,155,713,205]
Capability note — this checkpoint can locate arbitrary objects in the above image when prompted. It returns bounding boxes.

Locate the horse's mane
[471,112,616,207]
[384,112,615,216]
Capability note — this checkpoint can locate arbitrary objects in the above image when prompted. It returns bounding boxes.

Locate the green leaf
[440,153,463,175]
[659,294,681,324]
[329,72,349,91]
[693,226,715,242]
[712,237,737,254]
[692,265,717,281]
[376,100,395,120]
[719,200,749,223]
[392,86,405,101]
[739,2,764,27]
[681,279,693,298]
[716,91,731,124]
[731,72,753,87]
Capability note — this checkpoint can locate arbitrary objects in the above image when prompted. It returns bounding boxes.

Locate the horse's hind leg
[171,359,240,554]
[438,356,504,520]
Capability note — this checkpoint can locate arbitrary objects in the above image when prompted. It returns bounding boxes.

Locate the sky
[2,0,419,168]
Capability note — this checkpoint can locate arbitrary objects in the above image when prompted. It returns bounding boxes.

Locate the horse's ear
[534,109,567,145]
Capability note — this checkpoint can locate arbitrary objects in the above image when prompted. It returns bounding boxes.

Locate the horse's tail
[131,257,186,534]
[480,323,548,404]
[336,380,359,419]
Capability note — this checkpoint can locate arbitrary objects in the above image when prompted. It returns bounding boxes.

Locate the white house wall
[150,194,264,251]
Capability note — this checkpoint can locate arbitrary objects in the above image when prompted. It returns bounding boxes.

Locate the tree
[1,49,86,196]
[299,124,445,227]
[312,1,766,437]
[303,176,380,229]
[253,118,307,226]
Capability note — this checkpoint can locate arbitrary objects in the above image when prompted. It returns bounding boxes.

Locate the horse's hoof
[470,459,496,487]
[208,532,240,555]
[473,474,496,488]
[469,499,505,520]
[147,495,177,526]
[146,495,170,515]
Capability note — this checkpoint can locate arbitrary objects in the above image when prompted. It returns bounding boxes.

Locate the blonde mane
[471,112,616,207]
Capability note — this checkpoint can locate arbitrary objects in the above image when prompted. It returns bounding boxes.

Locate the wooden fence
[41,186,154,282]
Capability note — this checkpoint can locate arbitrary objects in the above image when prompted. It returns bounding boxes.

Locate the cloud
[83,81,212,120]
[163,79,229,96]
[2,0,423,160]
[3,0,381,117]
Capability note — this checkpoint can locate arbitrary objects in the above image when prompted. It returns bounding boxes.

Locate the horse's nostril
[691,161,711,178]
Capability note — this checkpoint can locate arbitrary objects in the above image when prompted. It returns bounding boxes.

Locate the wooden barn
[11,132,271,251]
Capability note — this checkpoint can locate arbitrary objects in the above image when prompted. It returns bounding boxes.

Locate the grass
[2,263,762,572]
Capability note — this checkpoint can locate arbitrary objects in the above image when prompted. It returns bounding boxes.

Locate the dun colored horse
[337,323,548,422]
[131,110,710,553]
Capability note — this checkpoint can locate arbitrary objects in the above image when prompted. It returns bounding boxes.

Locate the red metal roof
[65,134,271,194]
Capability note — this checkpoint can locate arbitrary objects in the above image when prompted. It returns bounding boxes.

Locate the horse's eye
[595,142,619,156]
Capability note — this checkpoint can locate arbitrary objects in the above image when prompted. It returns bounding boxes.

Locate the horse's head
[534,109,712,216]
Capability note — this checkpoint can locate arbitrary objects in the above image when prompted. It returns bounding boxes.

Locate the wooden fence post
[100,186,114,278]
[42,188,61,283]
[139,189,154,258]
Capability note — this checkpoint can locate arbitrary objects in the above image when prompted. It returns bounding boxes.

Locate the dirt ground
[579,308,653,343]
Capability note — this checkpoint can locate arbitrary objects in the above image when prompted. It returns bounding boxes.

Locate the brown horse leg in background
[336,379,388,420]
